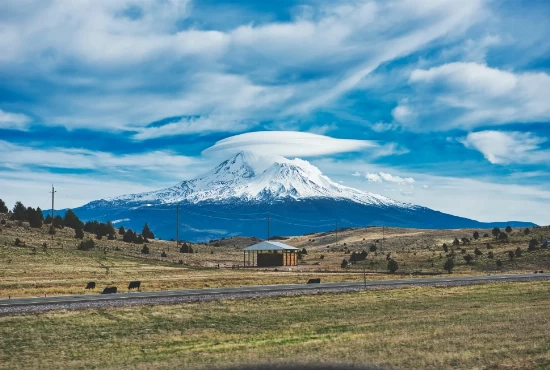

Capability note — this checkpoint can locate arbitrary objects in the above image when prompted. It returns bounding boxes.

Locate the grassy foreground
[1,281,549,369]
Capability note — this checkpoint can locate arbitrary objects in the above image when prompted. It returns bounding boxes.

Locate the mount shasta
[67,152,535,241]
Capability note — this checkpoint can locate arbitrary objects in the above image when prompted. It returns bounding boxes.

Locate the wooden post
[243,251,246,267]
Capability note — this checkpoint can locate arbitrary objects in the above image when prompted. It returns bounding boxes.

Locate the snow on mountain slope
[106,152,413,208]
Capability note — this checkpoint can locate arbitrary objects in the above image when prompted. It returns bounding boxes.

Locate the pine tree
[118,226,125,235]
[63,209,83,230]
[142,223,154,239]
[44,214,52,225]
[444,258,454,274]
[27,207,43,228]
[387,259,399,273]
[0,199,8,213]
[123,229,135,243]
[11,201,27,221]
[53,215,64,228]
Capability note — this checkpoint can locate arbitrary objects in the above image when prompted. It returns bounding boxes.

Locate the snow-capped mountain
[105,151,409,208]
[71,152,535,241]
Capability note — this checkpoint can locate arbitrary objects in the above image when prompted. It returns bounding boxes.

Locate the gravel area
[1,275,548,317]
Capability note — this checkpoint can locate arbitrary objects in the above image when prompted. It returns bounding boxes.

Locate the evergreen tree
[142,223,154,239]
[63,209,83,230]
[528,238,539,251]
[444,258,454,273]
[118,226,125,235]
[0,199,8,213]
[473,231,480,240]
[505,225,512,234]
[44,214,52,225]
[387,259,399,273]
[496,259,502,269]
[123,229,135,243]
[53,215,64,228]
[27,207,43,228]
[75,226,84,239]
[11,201,27,221]
[341,259,348,269]
[492,227,500,240]
[136,234,144,244]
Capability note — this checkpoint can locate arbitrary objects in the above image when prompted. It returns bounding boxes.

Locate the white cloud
[351,171,361,177]
[0,109,32,130]
[371,122,399,132]
[396,62,550,131]
[366,172,415,185]
[0,0,486,136]
[202,131,379,158]
[460,130,550,164]
[0,140,201,174]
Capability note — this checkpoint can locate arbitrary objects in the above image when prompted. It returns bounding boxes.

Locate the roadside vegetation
[1,281,549,369]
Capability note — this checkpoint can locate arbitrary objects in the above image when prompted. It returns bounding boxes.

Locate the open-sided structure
[243,241,299,267]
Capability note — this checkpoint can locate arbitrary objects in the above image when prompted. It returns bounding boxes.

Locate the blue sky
[1,0,549,224]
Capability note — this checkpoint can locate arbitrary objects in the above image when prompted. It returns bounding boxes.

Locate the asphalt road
[1,273,549,308]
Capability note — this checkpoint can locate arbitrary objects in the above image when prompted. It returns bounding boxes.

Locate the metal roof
[243,241,299,251]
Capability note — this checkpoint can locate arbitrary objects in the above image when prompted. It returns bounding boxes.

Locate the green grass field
[1,281,549,369]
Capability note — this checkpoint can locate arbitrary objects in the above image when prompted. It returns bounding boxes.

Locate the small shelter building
[243,241,298,267]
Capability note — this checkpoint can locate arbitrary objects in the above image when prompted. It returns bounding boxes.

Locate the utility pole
[363,264,367,289]
[175,204,179,252]
[50,185,56,241]
[267,215,270,241]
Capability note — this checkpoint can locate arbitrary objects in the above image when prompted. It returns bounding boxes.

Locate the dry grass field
[1,281,549,369]
[1,213,549,298]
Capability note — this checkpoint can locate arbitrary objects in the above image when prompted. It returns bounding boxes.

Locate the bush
[301,248,308,255]
[474,247,483,256]
[492,227,500,239]
[442,243,448,253]
[341,259,348,269]
[141,245,150,254]
[496,259,503,269]
[463,254,474,265]
[444,258,454,274]
[498,232,508,241]
[387,259,399,273]
[488,251,494,259]
[369,245,377,252]
[320,254,325,260]
[483,233,489,238]
[508,250,515,261]
[523,228,531,235]
[78,239,95,251]
[14,238,22,247]
[505,225,512,234]
[515,247,522,257]
[453,238,460,246]
[161,250,167,257]
[486,243,493,249]
[473,231,480,240]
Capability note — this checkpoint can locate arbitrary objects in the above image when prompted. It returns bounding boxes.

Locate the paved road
[1,273,549,308]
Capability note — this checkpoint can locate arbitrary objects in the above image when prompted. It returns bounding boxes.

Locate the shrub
[483,233,489,238]
[492,227,500,240]
[320,254,325,260]
[508,251,515,261]
[442,243,449,253]
[488,251,494,259]
[453,238,460,246]
[161,250,167,257]
[444,258,454,274]
[486,243,493,249]
[78,239,95,251]
[141,245,150,254]
[523,228,531,235]
[505,225,512,234]
[474,248,483,256]
[341,259,348,269]
[515,247,522,257]
[463,254,474,265]
[461,248,466,254]
[0,219,5,225]
[301,248,308,255]
[498,232,508,241]
[496,259,503,269]
[387,259,399,273]
[369,245,377,252]
[473,231,480,240]
[14,238,22,247]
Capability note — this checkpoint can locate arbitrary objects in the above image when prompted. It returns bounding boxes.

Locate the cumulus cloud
[395,62,550,131]
[460,130,550,164]
[202,131,379,158]
[0,109,32,130]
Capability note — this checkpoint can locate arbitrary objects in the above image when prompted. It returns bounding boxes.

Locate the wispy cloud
[460,130,550,164]
[395,62,550,131]
[0,109,32,131]
[366,172,415,185]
